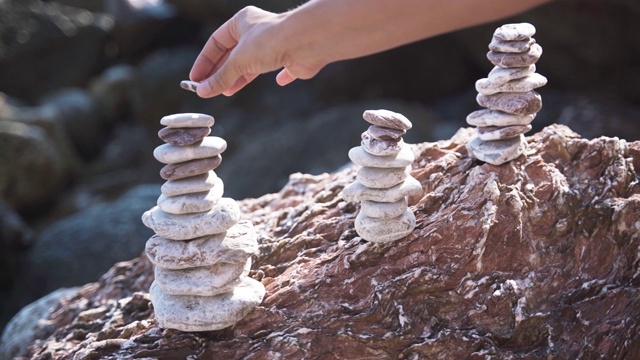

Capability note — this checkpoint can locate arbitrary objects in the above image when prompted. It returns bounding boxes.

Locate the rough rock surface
[18,125,640,359]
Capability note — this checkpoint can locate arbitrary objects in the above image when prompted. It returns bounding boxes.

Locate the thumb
[196,63,241,98]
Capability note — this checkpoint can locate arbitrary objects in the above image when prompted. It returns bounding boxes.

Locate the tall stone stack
[142,113,265,332]
[341,109,422,243]
[466,23,547,165]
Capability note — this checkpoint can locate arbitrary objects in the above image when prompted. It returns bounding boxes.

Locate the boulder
[18,125,640,359]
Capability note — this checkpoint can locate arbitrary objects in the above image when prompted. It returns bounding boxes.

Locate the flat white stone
[154,259,249,296]
[180,80,199,93]
[150,277,265,332]
[142,197,240,240]
[478,124,532,141]
[487,65,536,85]
[466,109,535,127]
[160,113,214,128]
[161,171,218,197]
[357,166,409,189]
[362,109,412,130]
[153,137,227,165]
[348,145,414,168]
[355,209,416,243]
[145,220,258,269]
[360,198,407,219]
[157,178,224,214]
[466,134,527,165]
[476,73,547,95]
[488,38,535,53]
[476,91,542,116]
[493,23,536,41]
[341,176,422,203]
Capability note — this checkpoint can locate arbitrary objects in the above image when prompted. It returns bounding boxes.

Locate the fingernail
[180,80,199,93]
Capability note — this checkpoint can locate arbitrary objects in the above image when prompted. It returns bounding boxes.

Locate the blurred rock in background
[1,0,640,335]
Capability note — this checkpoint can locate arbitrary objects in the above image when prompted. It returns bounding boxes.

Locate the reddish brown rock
[19,125,640,359]
[158,127,211,146]
[160,156,222,181]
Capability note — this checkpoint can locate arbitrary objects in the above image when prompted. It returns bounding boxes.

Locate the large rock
[18,125,640,359]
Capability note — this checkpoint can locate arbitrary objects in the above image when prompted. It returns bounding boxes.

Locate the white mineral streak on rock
[144,113,264,332]
[466,22,545,165]
[343,109,418,243]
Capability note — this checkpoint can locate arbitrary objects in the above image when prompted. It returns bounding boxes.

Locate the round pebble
[157,178,224,215]
[341,176,422,203]
[158,127,211,146]
[487,65,536,85]
[150,277,265,332]
[360,198,408,219]
[160,113,214,128]
[466,134,527,165]
[153,136,227,164]
[348,145,414,168]
[466,109,536,127]
[366,125,405,141]
[357,166,409,189]
[362,109,412,130]
[160,156,222,181]
[488,38,535,53]
[154,260,248,296]
[476,73,548,95]
[493,23,536,41]
[476,91,542,116]
[361,134,403,157]
[355,210,416,243]
[487,43,542,68]
[478,124,532,141]
[161,171,218,197]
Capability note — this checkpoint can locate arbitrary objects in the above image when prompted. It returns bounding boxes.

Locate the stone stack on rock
[141,113,265,332]
[466,23,547,165]
[341,109,422,243]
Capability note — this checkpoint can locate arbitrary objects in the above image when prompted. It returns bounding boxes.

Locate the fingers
[275,68,298,86]
[190,18,239,82]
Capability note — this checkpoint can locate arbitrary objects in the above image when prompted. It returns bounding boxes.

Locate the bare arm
[191,0,553,98]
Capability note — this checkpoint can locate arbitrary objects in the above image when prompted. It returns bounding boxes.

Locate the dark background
[1,0,639,335]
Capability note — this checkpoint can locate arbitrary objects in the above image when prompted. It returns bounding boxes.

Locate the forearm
[281,0,553,65]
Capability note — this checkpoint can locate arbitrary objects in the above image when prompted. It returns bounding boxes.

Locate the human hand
[189,6,325,98]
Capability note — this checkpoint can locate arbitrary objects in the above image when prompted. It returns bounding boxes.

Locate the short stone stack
[142,113,265,332]
[466,23,547,165]
[341,109,422,243]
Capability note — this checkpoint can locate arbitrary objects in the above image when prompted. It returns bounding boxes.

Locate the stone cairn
[142,113,265,332]
[466,23,547,165]
[341,109,422,243]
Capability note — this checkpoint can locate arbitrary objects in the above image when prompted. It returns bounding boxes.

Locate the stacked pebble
[341,109,422,243]
[142,113,265,332]
[466,23,547,165]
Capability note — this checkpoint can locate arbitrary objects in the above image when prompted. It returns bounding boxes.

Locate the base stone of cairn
[466,23,547,165]
[142,113,265,332]
[341,110,422,243]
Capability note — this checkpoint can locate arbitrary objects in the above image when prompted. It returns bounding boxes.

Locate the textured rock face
[19,125,640,359]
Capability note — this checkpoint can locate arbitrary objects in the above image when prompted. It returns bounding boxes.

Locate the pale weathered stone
[466,109,536,127]
[161,171,218,197]
[154,259,249,296]
[493,23,536,41]
[487,43,543,68]
[366,125,405,141]
[478,124,532,141]
[362,109,412,130]
[488,38,535,53]
[355,209,416,243]
[153,137,227,164]
[487,65,536,85]
[180,80,199,93]
[341,176,422,203]
[150,277,265,332]
[466,134,527,165]
[477,91,542,116]
[158,127,211,146]
[145,220,258,269]
[160,113,214,128]
[476,73,548,95]
[348,145,414,168]
[160,156,222,181]
[157,178,224,214]
[361,133,403,157]
[360,198,408,219]
[357,166,409,189]
[141,198,240,240]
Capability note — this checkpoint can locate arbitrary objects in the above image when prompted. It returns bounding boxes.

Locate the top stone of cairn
[160,113,215,128]
[493,23,536,41]
[363,109,412,131]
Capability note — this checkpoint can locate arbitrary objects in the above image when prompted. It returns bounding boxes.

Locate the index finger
[190,18,239,82]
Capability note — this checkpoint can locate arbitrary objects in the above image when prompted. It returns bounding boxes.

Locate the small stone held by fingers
[180,80,199,93]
